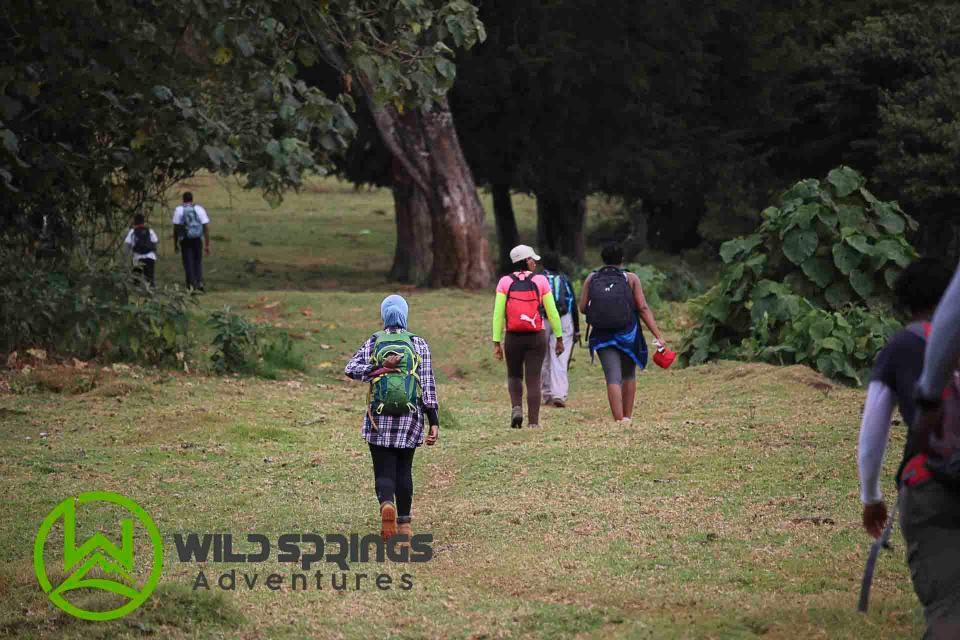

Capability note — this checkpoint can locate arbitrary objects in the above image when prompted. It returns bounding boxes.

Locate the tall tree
[0,0,485,285]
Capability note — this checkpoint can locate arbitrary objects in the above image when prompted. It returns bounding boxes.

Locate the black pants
[369,443,416,521]
[134,258,156,287]
[180,238,204,289]
[503,331,548,425]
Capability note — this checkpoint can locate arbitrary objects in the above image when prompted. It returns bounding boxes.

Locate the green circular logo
[34,491,163,621]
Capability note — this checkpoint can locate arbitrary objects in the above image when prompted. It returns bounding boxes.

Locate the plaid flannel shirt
[344,329,439,448]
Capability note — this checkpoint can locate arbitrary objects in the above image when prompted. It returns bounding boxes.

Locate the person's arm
[542,292,563,338]
[579,273,592,314]
[566,277,580,337]
[630,274,665,345]
[917,266,960,399]
[858,382,895,505]
[151,229,159,251]
[172,208,181,253]
[858,381,896,538]
[344,336,377,381]
[124,231,134,256]
[203,224,210,256]
[417,339,440,444]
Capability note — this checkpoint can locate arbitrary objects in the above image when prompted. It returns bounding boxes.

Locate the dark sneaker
[552,398,566,408]
[511,406,523,429]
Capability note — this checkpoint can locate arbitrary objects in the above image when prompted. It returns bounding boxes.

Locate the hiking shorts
[503,331,547,379]
[597,347,636,385]
[900,480,960,638]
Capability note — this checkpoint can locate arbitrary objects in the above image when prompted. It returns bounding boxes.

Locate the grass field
[0,176,923,638]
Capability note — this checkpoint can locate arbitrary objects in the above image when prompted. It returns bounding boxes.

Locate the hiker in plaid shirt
[345,295,439,542]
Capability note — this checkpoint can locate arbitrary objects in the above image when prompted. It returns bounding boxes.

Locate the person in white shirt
[171,191,210,291]
[123,213,159,287]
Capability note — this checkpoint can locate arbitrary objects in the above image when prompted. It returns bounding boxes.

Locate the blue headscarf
[380,294,409,330]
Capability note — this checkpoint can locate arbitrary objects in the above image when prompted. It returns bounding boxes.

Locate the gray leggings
[597,347,636,384]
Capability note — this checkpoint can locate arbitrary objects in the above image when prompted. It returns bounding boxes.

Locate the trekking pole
[857,494,901,613]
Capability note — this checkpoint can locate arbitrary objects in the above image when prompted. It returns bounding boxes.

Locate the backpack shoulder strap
[906,322,930,341]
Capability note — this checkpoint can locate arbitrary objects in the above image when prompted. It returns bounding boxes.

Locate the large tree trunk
[535,192,586,263]
[365,91,493,289]
[491,182,519,272]
[389,158,433,284]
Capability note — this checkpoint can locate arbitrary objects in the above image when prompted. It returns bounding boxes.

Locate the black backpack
[132,227,156,254]
[586,266,634,330]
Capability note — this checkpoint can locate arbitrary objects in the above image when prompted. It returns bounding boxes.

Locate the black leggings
[503,331,548,424]
[369,443,416,521]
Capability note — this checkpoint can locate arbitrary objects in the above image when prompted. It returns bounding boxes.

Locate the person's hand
[555,337,565,356]
[383,354,402,370]
[204,244,210,256]
[426,424,439,446]
[862,501,888,539]
[493,342,503,361]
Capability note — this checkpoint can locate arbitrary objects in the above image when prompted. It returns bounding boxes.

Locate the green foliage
[110,288,193,365]
[679,167,917,384]
[1,0,484,267]
[0,250,193,363]
[208,307,259,374]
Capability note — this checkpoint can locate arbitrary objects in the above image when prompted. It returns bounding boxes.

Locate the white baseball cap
[509,244,541,263]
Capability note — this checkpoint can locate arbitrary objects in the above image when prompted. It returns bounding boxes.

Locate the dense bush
[208,307,259,374]
[0,251,193,362]
[679,167,917,384]
[207,307,307,377]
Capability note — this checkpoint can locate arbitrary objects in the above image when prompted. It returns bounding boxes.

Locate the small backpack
[369,331,422,417]
[505,273,543,333]
[132,227,156,254]
[586,266,635,330]
[909,322,960,488]
[544,271,571,316]
[182,204,204,239]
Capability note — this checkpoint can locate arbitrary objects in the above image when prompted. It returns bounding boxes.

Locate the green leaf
[825,282,853,309]
[809,316,835,341]
[719,235,762,264]
[782,228,818,265]
[849,268,874,299]
[801,255,834,288]
[885,267,902,290]
[837,205,865,229]
[873,202,905,234]
[831,243,861,275]
[820,337,845,352]
[827,166,863,197]
[816,206,839,228]
[434,58,456,81]
[844,234,873,256]
[793,203,822,228]
[705,297,730,322]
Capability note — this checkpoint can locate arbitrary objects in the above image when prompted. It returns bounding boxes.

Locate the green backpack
[369,331,422,417]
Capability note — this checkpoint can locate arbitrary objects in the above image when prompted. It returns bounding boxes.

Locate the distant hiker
[345,295,439,543]
[580,243,668,423]
[539,252,580,408]
[856,259,958,638]
[172,191,210,291]
[124,213,158,287]
[491,245,565,429]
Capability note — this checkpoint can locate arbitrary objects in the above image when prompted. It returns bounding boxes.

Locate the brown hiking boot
[380,502,397,542]
[397,521,412,551]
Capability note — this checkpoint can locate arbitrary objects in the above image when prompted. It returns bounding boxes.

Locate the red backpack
[505,273,543,333]
[902,322,960,488]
